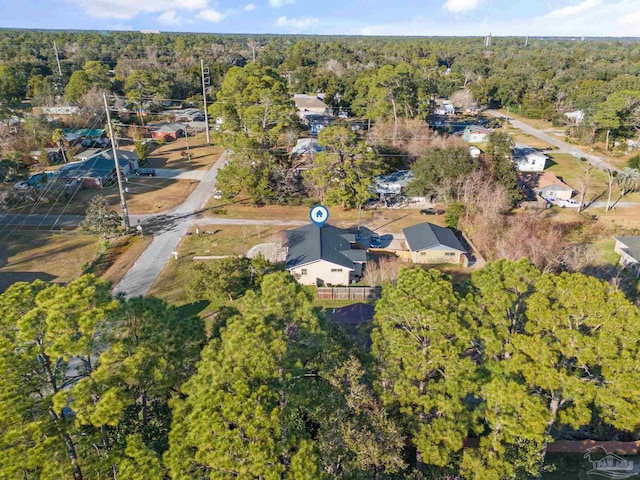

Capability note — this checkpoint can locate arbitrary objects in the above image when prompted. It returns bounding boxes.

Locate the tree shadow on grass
[177,300,210,318]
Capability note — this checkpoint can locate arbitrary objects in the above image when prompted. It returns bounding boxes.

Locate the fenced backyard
[316,286,382,300]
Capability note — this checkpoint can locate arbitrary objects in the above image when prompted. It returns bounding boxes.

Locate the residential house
[32,106,80,121]
[520,171,574,201]
[285,224,368,286]
[56,150,139,189]
[151,123,185,141]
[27,147,63,165]
[463,125,492,143]
[613,236,640,277]
[293,94,331,115]
[513,143,547,172]
[402,222,466,265]
[291,138,324,170]
[372,170,415,200]
[435,99,455,116]
[63,128,109,148]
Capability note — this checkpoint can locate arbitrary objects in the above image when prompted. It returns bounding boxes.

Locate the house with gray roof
[285,224,367,286]
[402,222,466,265]
[56,149,139,189]
[613,236,640,277]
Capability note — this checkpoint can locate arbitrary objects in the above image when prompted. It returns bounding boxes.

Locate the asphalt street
[486,110,619,172]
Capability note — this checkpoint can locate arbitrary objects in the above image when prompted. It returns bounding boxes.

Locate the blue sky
[2,0,639,36]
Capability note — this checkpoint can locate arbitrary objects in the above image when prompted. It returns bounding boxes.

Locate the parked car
[556,199,581,208]
[135,168,156,177]
[370,235,381,248]
[213,190,223,199]
[420,208,445,215]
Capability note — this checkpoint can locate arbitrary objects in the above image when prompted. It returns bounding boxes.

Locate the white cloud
[276,15,318,31]
[269,0,295,8]
[244,3,257,11]
[620,9,640,24]
[157,10,181,25]
[546,0,601,17]
[442,0,480,13]
[198,8,225,22]
[74,0,207,19]
[357,1,640,37]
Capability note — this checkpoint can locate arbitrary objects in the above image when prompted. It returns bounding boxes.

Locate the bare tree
[605,167,616,212]
[450,89,476,113]
[247,39,260,63]
[576,159,595,212]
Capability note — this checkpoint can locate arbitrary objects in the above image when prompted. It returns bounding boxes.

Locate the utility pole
[53,41,62,78]
[103,93,130,231]
[184,128,191,163]
[200,59,211,145]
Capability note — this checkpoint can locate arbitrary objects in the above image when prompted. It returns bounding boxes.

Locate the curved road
[486,110,619,172]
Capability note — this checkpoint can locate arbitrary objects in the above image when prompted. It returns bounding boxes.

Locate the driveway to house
[151,168,207,180]
[485,110,619,172]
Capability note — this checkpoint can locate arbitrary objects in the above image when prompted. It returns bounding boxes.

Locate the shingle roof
[153,123,185,133]
[402,222,466,253]
[285,224,365,270]
[614,236,640,261]
[56,150,138,180]
[293,95,329,111]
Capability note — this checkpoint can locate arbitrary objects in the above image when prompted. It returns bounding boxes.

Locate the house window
[445,252,456,257]
[331,268,343,273]
[421,252,427,256]
[301,269,307,276]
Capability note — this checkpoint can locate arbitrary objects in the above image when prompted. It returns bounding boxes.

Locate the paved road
[152,168,207,180]
[113,151,231,298]
[486,110,619,172]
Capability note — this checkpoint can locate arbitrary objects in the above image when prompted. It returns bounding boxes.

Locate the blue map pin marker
[310,205,329,227]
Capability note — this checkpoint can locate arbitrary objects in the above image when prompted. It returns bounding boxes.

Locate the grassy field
[0,231,154,293]
[149,224,290,303]
[144,133,223,171]
[206,199,443,234]
[0,231,101,292]
[493,109,635,168]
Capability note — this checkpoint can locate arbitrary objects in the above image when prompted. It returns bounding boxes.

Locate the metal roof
[403,222,466,253]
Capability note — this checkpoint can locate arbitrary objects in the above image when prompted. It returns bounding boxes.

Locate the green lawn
[591,238,620,265]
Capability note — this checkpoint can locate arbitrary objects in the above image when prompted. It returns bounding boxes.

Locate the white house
[613,236,640,277]
[513,144,548,172]
[463,125,492,143]
[372,170,415,197]
[435,100,455,116]
[285,224,367,286]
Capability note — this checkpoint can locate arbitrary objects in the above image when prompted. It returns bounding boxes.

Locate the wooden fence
[316,286,381,301]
